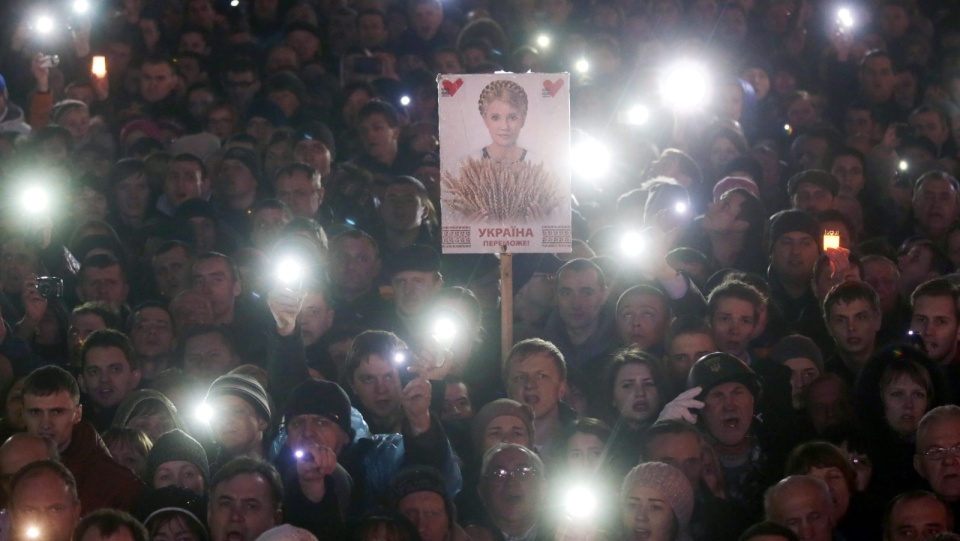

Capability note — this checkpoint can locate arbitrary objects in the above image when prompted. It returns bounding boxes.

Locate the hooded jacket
[62,420,145,513]
[0,102,31,135]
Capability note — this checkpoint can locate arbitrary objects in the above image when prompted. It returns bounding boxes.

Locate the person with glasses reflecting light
[466,443,550,541]
[915,405,960,510]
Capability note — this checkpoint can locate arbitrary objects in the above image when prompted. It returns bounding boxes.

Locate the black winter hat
[768,209,820,251]
[389,466,455,523]
[787,170,839,197]
[147,429,210,486]
[221,146,262,181]
[284,380,355,441]
[687,352,762,400]
[294,121,336,161]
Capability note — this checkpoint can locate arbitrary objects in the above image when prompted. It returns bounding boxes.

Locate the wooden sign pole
[500,246,513,362]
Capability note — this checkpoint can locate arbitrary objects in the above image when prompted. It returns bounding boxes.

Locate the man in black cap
[214,146,263,237]
[788,170,839,214]
[292,121,336,179]
[383,244,444,349]
[390,466,465,541]
[660,353,795,519]
[767,209,822,328]
[277,378,461,515]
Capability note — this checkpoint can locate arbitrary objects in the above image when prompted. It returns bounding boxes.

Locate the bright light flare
[674,201,688,215]
[837,7,854,28]
[574,58,589,74]
[564,486,597,520]
[35,15,55,34]
[625,104,650,125]
[230,0,240,5]
[571,138,611,180]
[620,231,645,259]
[536,34,551,48]
[276,258,303,285]
[22,187,50,214]
[661,61,709,111]
[432,317,457,345]
[400,95,411,106]
[73,0,90,14]
[898,159,909,172]
[294,449,305,459]
[195,403,214,423]
[393,351,407,365]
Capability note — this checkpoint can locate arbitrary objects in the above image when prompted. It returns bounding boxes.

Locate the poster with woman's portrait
[438,73,571,254]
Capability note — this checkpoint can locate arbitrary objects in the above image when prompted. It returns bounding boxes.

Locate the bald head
[0,434,59,495]
[765,475,835,541]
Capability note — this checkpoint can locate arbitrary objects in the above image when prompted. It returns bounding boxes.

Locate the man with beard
[465,444,551,541]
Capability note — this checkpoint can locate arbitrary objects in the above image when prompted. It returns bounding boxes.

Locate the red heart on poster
[442,78,464,96]
[543,79,564,97]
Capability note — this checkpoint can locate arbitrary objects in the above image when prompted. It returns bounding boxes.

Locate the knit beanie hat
[206,374,271,422]
[623,462,694,540]
[294,121,336,161]
[147,429,210,486]
[768,209,819,252]
[389,466,456,523]
[284,380,355,441]
[769,334,824,372]
[221,146,262,181]
[137,485,208,538]
[471,399,535,451]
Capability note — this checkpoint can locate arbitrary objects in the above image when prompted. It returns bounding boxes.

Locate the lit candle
[91,56,107,78]
[823,231,840,250]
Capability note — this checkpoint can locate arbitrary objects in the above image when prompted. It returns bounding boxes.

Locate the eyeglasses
[919,445,960,462]
[485,465,540,483]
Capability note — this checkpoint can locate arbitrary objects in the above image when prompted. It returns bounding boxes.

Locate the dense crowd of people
[0,0,960,540]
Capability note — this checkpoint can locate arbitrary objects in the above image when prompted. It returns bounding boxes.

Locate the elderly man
[765,475,836,541]
[660,353,796,516]
[465,444,549,541]
[914,406,960,516]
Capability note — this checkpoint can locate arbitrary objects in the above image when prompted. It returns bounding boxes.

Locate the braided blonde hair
[478,80,528,117]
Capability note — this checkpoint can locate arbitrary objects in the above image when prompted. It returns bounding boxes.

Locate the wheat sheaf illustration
[443,157,561,221]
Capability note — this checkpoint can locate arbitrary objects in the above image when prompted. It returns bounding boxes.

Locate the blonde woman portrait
[444,79,562,222]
